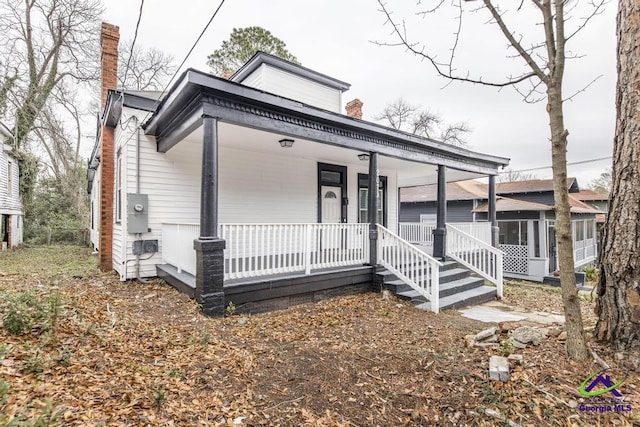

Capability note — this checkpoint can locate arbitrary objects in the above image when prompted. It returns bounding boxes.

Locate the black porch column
[488,175,498,247]
[368,152,379,266]
[433,165,447,260]
[194,115,226,316]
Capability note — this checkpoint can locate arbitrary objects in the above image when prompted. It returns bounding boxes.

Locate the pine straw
[0,246,637,426]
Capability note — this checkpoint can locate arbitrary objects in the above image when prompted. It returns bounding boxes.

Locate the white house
[0,122,24,250]
[89,22,510,315]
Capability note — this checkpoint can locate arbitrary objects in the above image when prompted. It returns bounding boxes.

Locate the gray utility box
[127,193,149,234]
[133,239,158,255]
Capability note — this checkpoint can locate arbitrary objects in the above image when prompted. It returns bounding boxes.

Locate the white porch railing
[377,224,442,313]
[161,223,200,275]
[398,222,436,246]
[219,223,369,279]
[161,223,369,281]
[575,238,596,264]
[398,222,492,246]
[447,222,492,245]
[446,224,503,297]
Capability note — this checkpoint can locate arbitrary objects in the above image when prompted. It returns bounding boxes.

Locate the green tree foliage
[207,27,299,76]
[24,168,87,245]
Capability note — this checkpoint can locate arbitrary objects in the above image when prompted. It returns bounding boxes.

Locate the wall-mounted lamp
[358,153,370,161]
[279,138,295,148]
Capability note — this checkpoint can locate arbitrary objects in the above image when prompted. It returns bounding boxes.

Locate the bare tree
[497,168,539,183]
[375,98,470,147]
[0,0,102,202]
[377,0,607,360]
[118,40,177,91]
[595,1,640,368]
[589,168,611,194]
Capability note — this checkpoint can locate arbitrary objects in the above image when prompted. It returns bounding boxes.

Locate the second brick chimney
[345,98,363,120]
[98,22,119,272]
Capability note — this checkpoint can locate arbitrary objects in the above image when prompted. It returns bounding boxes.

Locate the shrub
[582,266,598,281]
[1,290,62,336]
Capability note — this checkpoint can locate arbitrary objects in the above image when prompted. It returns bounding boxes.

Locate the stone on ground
[489,355,510,382]
[511,326,545,346]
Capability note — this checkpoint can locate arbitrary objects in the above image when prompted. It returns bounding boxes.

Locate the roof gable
[231,51,351,92]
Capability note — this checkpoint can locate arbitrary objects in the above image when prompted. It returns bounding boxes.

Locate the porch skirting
[157,264,374,315]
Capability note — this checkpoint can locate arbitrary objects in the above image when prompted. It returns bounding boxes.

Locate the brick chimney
[99,22,119,272]
[345,98,363,120]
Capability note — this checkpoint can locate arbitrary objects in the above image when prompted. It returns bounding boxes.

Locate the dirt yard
[0,246,637,426]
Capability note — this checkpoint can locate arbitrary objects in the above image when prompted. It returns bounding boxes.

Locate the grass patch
[0,245,98,278]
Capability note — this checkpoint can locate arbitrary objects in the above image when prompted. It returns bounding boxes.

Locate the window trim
[7,161,12,196]
[115,151,122,223]
[317,162,347,223]
[357,173,387,227]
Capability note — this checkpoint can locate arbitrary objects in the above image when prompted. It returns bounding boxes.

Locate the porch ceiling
[181,123,486,186]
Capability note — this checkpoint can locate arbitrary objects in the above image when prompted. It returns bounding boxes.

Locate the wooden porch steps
[378,260,497,311]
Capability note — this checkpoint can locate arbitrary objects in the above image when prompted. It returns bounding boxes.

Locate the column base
[432,228,446,260]
[198,291,226,317]
[194,238,226,316]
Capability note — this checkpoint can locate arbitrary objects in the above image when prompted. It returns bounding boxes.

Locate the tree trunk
[547,83,590,361]
[595,0,640,366]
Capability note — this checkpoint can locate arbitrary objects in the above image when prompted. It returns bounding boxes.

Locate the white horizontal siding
[260,66,342,113]
[218,146,317,223]
[120,108,201,279]
[0,147,23,214]
[240,65,264,89]
[112,109,402,279]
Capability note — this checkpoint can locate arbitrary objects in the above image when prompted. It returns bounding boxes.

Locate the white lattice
[499,244,529,274]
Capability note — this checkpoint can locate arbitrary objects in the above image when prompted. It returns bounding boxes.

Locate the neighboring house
[89,23,509,315]
[574,189,609,225]
[400,178,602,282]
[0,122,24,250]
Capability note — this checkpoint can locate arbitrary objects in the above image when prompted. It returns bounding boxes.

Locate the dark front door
[317,163,347,223]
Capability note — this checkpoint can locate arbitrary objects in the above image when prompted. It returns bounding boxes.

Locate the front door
[321,186,341,223]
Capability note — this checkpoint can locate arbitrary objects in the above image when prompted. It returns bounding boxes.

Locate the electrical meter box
[127,193,149,234]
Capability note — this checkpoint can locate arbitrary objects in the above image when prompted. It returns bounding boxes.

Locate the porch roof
[142,68,509,176]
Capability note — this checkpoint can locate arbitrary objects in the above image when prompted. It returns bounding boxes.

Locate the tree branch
[375,0,539,87]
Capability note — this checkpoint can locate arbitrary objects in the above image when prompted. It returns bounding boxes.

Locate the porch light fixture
[358,153,370,161]
[279,138,295,148]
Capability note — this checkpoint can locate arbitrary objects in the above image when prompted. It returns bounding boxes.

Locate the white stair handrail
[445,224,503,297]
[377,224,443,313]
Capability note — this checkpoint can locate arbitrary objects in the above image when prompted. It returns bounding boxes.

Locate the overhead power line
[122,0,145,91]
[116,0,227,146]
[501,156,612,174]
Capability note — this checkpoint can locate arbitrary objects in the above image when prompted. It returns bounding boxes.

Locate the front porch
[158,221,504,314]
[139,68,508,315]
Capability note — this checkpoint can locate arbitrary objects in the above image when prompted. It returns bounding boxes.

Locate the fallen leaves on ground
[0,246,637,426]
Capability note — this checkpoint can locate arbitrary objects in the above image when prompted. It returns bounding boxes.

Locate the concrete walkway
[459,300,566,325]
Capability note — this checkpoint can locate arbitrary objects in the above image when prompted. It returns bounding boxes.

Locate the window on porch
[499,220,527,245]
[358,174,387,226]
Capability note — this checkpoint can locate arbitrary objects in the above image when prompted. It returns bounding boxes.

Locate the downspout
[132,115,152,284]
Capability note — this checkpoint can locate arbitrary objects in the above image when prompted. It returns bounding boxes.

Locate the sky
[102,0,617,187]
